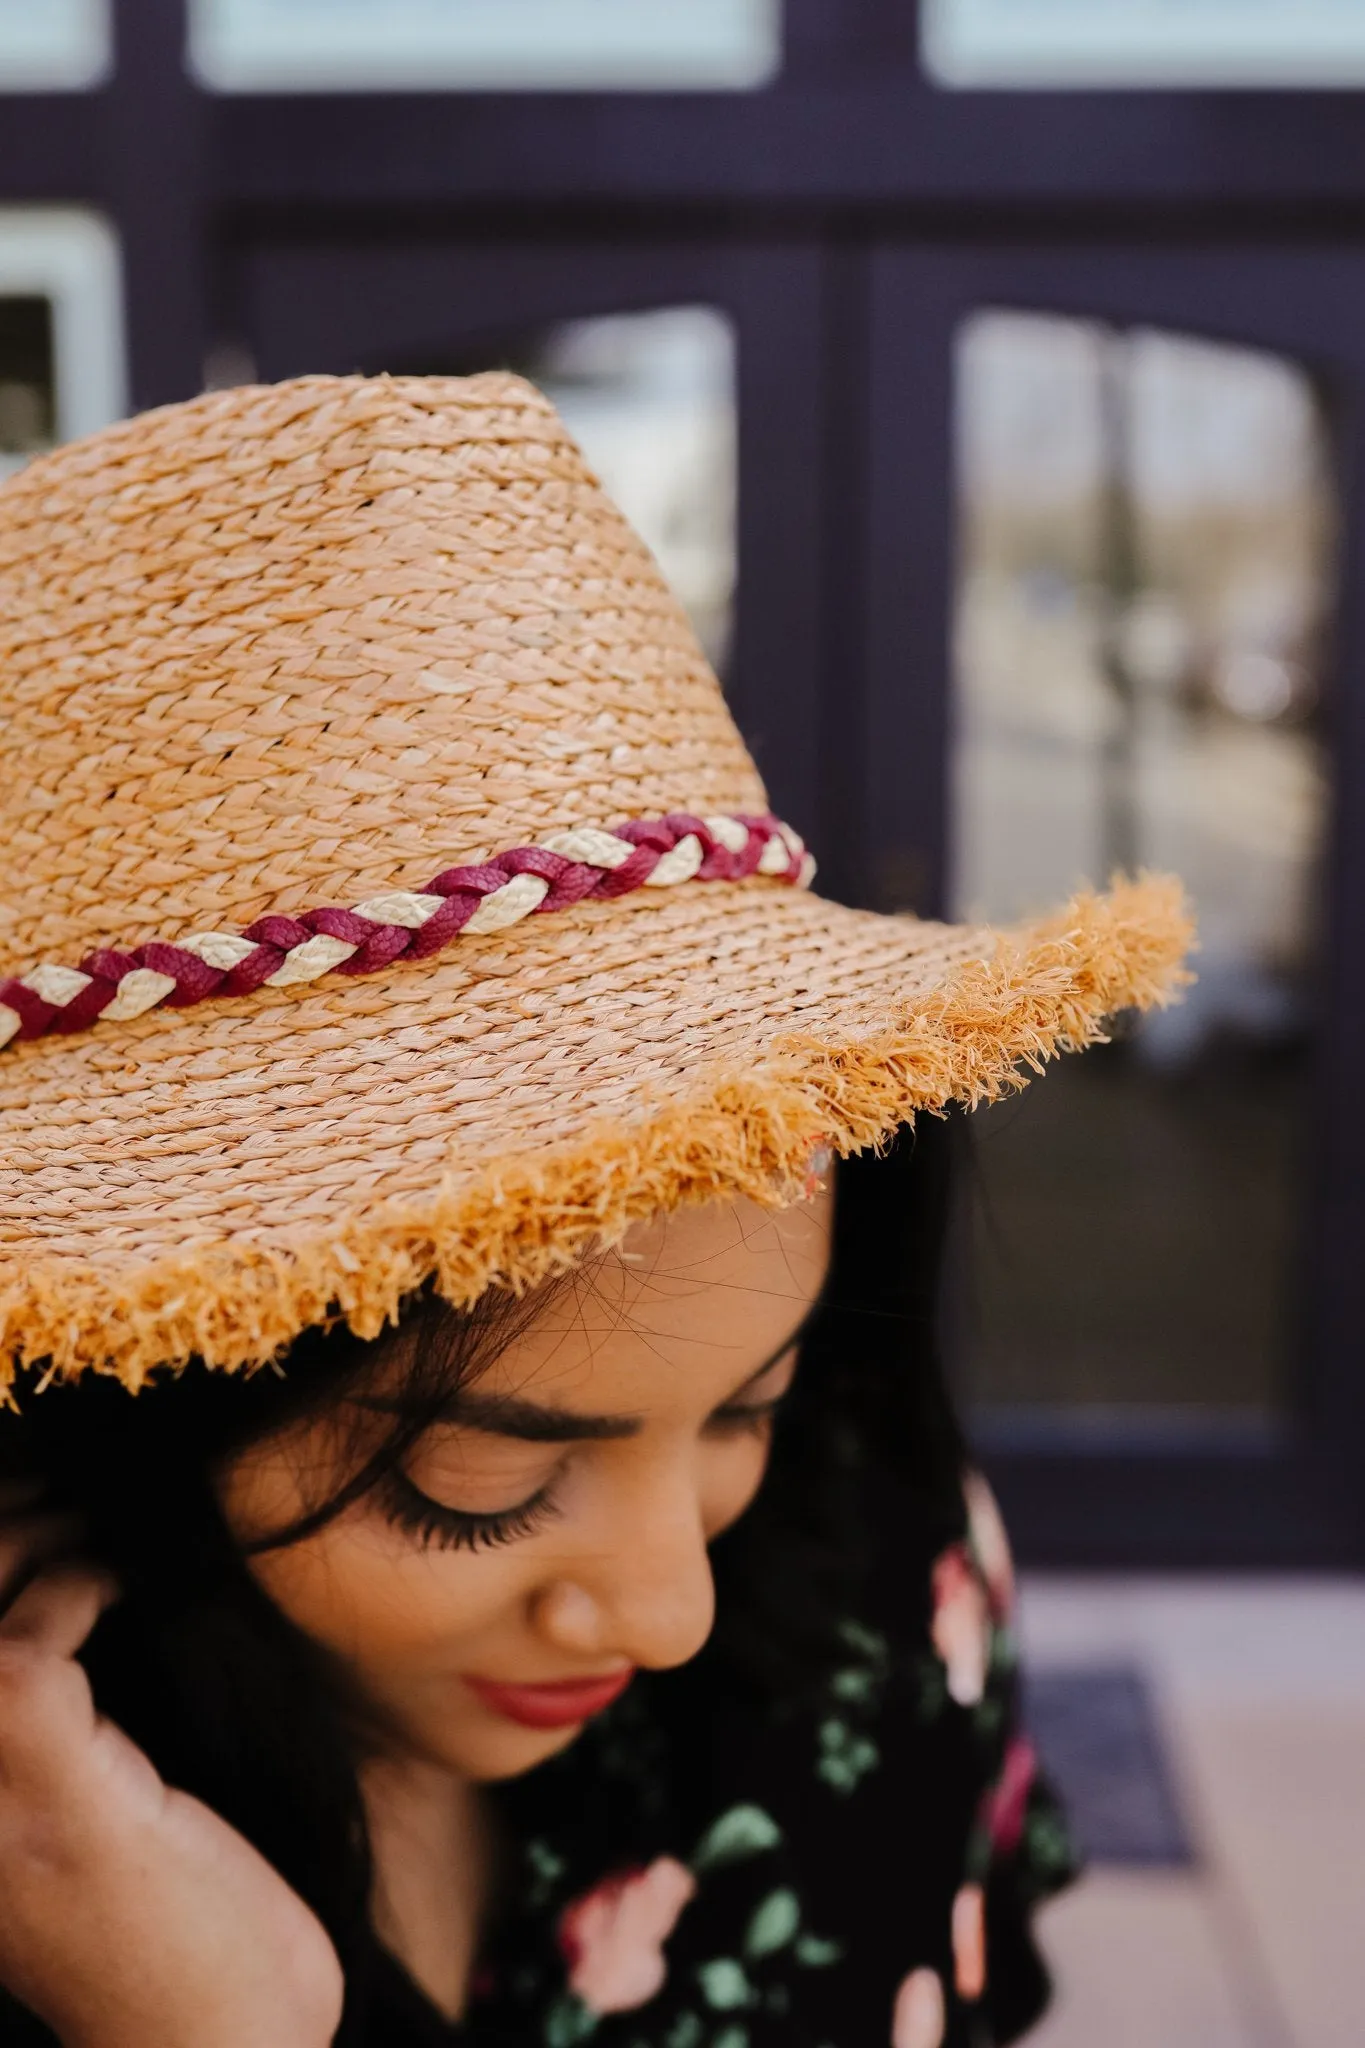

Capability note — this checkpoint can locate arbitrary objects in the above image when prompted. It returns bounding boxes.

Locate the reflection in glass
[0,211,127,457]
[390,305,737,669]
[951,313,1334,1419]
[0,296,54,482]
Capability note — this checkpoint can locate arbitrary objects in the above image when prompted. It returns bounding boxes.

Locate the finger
[0,1566,118,1658]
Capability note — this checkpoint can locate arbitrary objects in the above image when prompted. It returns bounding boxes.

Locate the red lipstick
[465,1668,634,1730]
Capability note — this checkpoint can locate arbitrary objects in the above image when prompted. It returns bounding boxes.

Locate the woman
[0,372,1190,2046]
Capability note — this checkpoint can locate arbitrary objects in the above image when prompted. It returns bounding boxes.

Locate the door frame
[866,244,1365,1565]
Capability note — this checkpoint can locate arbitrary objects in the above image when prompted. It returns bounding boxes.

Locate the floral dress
[365,1473,1077,2048]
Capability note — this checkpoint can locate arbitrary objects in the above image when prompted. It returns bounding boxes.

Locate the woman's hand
[0,1529,344,2048]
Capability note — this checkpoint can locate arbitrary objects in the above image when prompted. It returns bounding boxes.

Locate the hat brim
[0,873,1191,1391]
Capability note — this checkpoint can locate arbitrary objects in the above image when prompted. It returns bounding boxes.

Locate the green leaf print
[915,1655,949,1721]
[838,1618,889,1669]
[525,1838,568,1907]
[829,1665,876,1705]
[973,1692,1005,1740]
[696,1959,755,2011]
[816,1717,879,1793]
[713,2028,750,2048]
[664,2014,704,2048]
[691,1804,783,1872]
[1025,1807,1075,1874]
[543,1992,599,2047]
[964,1822,992,1886]
[743,1887,801,1959]
[794,1932,844,1968]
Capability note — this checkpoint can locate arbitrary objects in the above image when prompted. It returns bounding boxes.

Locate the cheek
[699,1433,774,1541]
[243,1511,535,1675]
[218,1430,539,1684]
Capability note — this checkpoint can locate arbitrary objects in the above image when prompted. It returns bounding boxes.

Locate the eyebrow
[445,1300,821,1445]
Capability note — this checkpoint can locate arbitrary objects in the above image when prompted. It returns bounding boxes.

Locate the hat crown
[0,372,766,972]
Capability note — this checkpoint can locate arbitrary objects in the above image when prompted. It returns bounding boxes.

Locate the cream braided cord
[0,812,813,1052]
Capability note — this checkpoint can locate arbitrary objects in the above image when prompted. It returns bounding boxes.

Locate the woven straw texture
[0,372,1191,1390]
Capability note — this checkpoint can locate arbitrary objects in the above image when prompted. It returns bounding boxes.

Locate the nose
[531,1473,717,1673]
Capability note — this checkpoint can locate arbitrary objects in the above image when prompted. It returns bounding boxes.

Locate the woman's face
[218,1190,833,1782]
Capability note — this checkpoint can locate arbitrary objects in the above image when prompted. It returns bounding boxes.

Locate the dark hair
[0,1124,966,2041]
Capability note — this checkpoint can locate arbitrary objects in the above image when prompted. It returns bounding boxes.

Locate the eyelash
[380,1393,788,1552]
[709,1398,785,1439]
[380,1467,564,1554]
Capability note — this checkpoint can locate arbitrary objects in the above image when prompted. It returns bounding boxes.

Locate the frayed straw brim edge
[0,875,1194,1395]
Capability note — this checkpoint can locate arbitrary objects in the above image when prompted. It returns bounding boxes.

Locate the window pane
[923,0,1365,88]
[951,313,1334,1420]
[0,297,54,482]
[0,211,127,453]
[0,0,110,91]
[189,0,781,93]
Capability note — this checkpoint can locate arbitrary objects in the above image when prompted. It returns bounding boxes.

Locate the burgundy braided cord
[0,813,809,1050]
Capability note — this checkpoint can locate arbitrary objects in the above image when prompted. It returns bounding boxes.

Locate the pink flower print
[891,1967,946,2048]
[557,1857,697,2016]
[982,1735,1038,1859]
[962,1469,1016,1622]
[951,1882,986,2002]
[930,1542,992,1707]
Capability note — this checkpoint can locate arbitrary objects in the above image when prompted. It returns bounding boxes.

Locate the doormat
[1023,1663,1196,1867]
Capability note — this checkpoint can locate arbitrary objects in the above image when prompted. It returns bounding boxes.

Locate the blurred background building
[2,5,1364,2039]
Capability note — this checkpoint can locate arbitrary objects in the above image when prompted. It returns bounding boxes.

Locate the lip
[465,1668,635,1730]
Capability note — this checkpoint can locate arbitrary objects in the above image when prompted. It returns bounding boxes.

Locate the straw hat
[0,373,1190,1393]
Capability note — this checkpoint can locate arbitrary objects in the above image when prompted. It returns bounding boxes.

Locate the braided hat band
[0,812,811,1051]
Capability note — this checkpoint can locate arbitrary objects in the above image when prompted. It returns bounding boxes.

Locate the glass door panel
[0,295,54,482]
[0,210,126,476]
[950,314,1334,1427]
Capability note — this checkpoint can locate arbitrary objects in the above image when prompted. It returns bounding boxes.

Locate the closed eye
[705,1346,798,1438]
[705,1395,787,1439]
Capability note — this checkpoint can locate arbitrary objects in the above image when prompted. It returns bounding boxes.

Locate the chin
[473,1722,585,1781]
[420,1716,586,1782]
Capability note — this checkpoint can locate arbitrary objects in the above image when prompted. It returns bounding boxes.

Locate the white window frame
[0,212,126,472]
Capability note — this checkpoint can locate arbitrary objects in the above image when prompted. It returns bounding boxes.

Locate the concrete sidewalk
[1017,1578,1365,2048]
